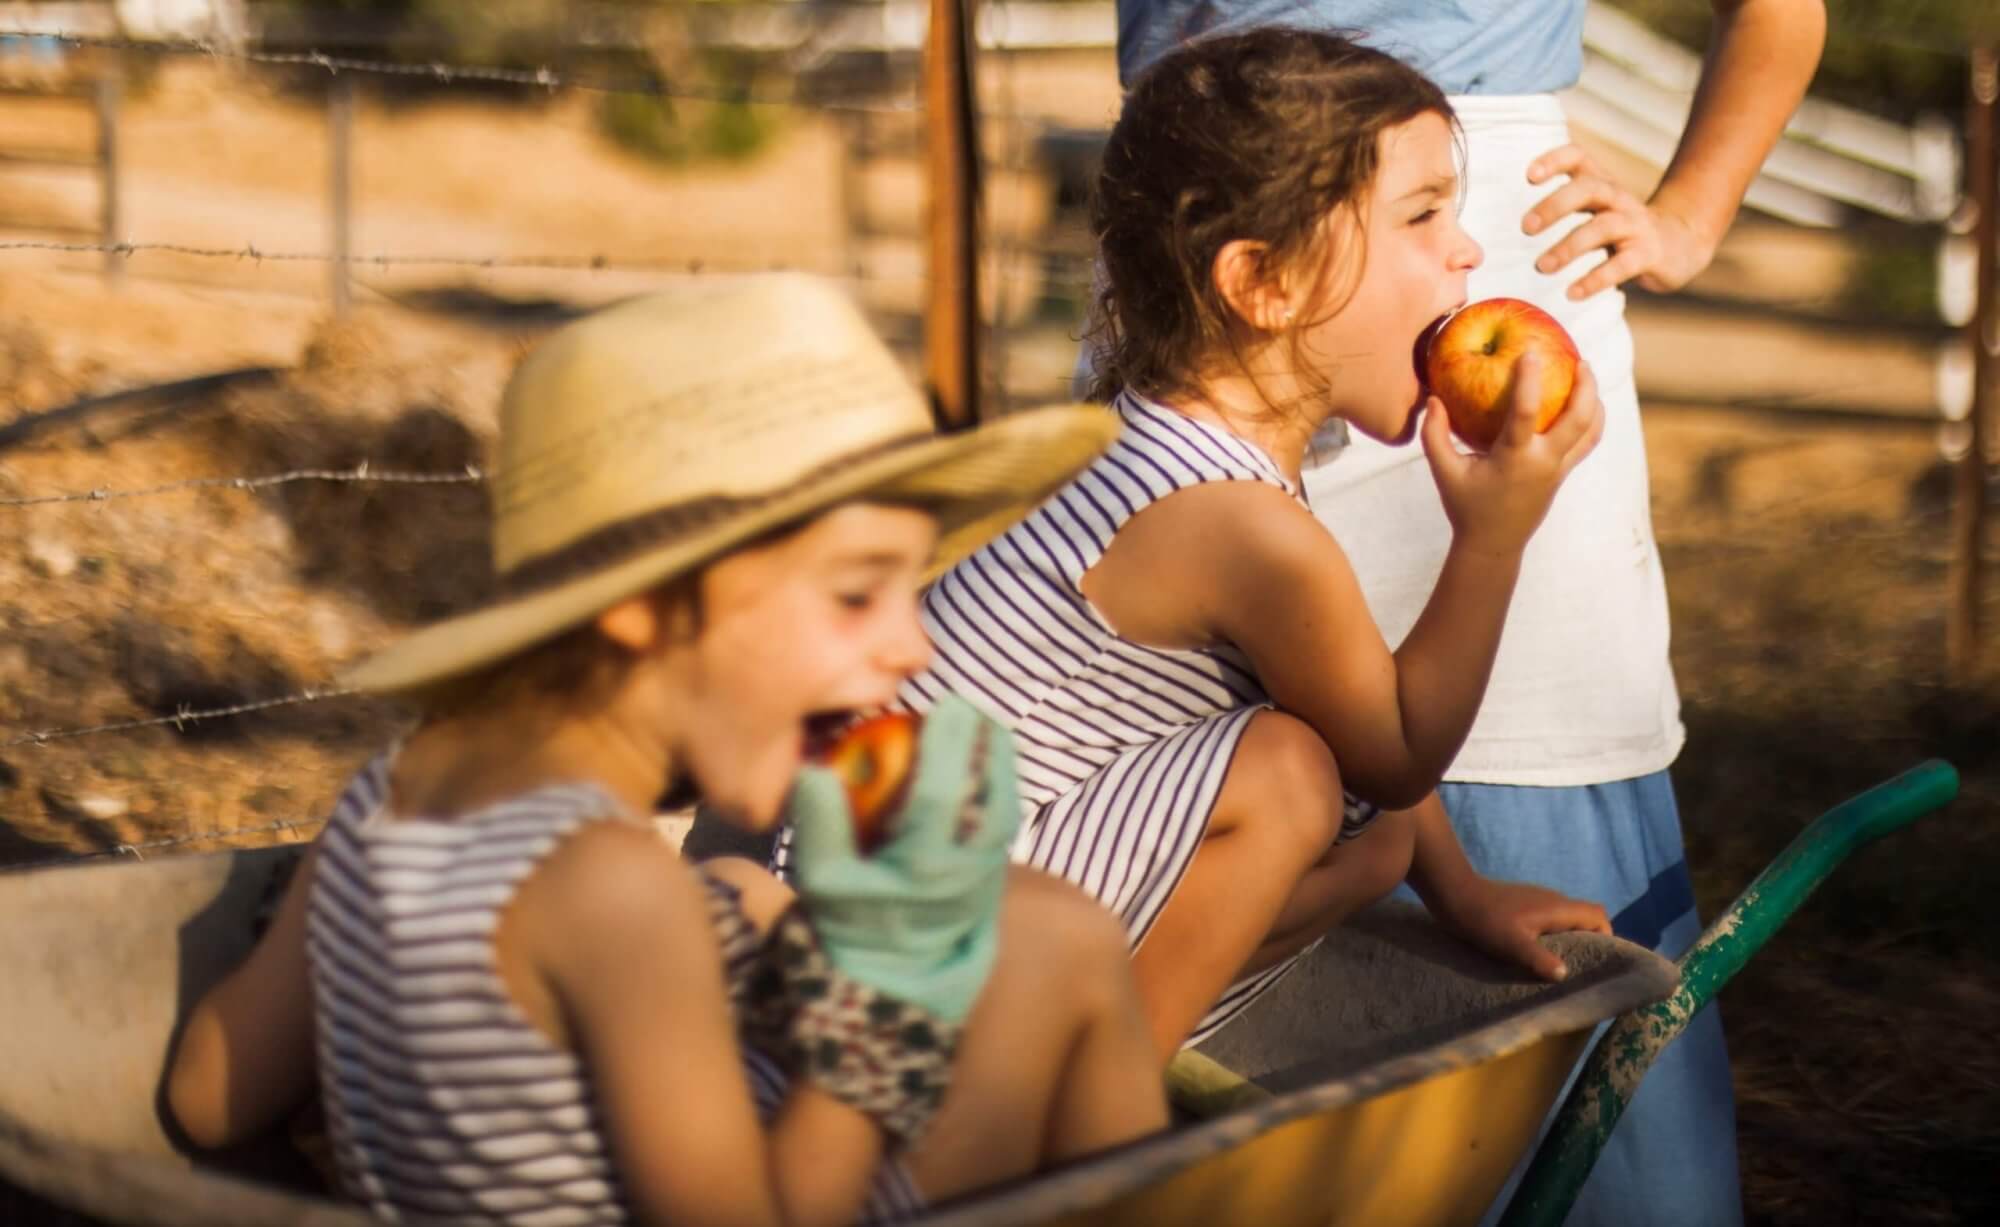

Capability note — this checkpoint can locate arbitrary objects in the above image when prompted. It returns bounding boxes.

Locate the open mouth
[1413,304,1465,387]
[802,710,858,760]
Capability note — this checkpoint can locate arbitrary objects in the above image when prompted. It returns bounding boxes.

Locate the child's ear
[1212,239,1292,333]
[596,595,662,651]
[599,583,703,652]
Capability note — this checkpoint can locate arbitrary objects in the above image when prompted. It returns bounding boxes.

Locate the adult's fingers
[1523,177,1607,238]
[1535,209,1638,277]
[1524,142,1595,187]
[1566,245,1648,300]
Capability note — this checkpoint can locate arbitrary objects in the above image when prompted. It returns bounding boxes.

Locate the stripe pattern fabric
[307,757,923,1225]
[896,392,1381,1046]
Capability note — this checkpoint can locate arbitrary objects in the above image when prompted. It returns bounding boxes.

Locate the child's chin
[703,792,782,834]
[1352,399,1424,447]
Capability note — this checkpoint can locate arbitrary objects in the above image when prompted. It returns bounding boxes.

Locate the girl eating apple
[886,29,1615,1058]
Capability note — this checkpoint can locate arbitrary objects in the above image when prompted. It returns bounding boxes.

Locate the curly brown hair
[1085,27,1455,407]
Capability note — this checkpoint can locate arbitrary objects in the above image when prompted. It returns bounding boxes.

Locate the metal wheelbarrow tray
[0,762,1958,1227]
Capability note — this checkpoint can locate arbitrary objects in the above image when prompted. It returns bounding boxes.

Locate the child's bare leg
[901,867,1167,1200]
[1128,711,1408,1061]
[1242,806,1417,974]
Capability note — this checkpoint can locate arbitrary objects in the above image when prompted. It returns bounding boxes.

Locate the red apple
[817,712,921,854]
[1421,298,1580,450]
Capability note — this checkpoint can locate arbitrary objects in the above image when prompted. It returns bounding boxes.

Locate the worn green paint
[1497,759,1960,1227]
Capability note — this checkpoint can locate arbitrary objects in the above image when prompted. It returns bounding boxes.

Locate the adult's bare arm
[1527,0,1829,298]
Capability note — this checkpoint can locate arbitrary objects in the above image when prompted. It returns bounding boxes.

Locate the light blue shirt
[1116,1,1585,95]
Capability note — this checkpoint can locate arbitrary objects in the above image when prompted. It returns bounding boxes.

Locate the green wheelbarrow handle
[1497,758,1960,1227]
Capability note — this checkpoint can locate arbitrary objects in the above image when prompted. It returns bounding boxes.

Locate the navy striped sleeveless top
[899,391,1301,811]
[306,758,923,1225]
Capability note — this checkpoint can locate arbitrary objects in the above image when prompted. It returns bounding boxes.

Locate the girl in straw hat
[851,30,1615,1062]
[164,274,1167,1225]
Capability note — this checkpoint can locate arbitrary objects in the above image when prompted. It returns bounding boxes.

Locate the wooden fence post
[924,0,980,430]
[327,74,354,317]
[95,65,121,285]
[1948,45,1996,673]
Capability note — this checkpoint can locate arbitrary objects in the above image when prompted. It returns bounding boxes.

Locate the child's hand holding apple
[1417,297,1605,557]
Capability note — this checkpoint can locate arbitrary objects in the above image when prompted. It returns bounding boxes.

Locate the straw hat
[344,275,1117,693]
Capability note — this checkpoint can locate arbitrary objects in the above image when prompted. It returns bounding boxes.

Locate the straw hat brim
[343,403,1117,694]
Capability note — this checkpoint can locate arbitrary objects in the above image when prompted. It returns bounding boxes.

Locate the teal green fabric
[786,696,1020,1023]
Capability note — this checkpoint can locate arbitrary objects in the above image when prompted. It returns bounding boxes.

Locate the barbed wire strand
[0,463,485,508]
[0,29,916,115]
[0,816,322,874]
[1,686,360,750]
[0,238,885,281]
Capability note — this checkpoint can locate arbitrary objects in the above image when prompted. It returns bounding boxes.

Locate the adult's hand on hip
[1521,143,1718,300]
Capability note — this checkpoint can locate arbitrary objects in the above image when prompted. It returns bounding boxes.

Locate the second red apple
[818,711,922,854]
[1421,298,1580,450]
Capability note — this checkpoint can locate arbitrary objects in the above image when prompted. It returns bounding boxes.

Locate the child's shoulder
[1090,478,1341,643]
[1118,476,1328,565]
[529,818,697,911]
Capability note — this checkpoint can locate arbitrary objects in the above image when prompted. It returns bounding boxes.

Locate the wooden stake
[328,75,354,317]
[924,0,980,430]
[95,67,121,286]
[1949,45,1996,672]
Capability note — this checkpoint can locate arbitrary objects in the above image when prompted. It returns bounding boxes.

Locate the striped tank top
[307,757,923,1225]
[900,391,1294,808]
[895,392,1378,1044]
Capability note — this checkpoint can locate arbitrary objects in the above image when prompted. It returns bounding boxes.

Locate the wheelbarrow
[0,760,1958,1226]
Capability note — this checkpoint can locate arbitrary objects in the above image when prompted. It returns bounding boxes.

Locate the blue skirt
[1410,772,1744,1227]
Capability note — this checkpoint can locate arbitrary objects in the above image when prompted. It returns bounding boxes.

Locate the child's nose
[1456,230,1485,274]
[881,603,933,678]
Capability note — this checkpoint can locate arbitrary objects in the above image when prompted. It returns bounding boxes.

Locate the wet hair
[1085,27,1454,407]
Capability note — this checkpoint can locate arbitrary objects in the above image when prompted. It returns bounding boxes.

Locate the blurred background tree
[246,0,782,164]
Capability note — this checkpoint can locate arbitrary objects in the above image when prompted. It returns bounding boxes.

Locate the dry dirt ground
[2,57,1997,1227]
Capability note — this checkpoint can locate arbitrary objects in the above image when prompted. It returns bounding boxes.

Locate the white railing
[1574,3,1959,228]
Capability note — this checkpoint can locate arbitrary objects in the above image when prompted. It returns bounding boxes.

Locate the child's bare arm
[1091,477,1496,805]
[530,822,884,1227]
[1198,365,1600,806]
[1183,487,1505,806]
[166,844,321,1149]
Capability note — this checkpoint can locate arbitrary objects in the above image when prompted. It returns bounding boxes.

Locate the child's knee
[1220,711,1347,860]
[999,867,1135,1001]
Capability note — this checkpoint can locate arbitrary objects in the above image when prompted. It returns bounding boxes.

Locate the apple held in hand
[1421,298,1580,450]
[818,712,922,854]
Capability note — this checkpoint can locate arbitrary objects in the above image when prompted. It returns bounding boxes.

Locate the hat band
[497,430,936,597]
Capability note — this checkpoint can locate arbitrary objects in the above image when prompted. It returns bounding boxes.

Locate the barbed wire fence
[0,7,1991,876]
[0,12,976,874]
